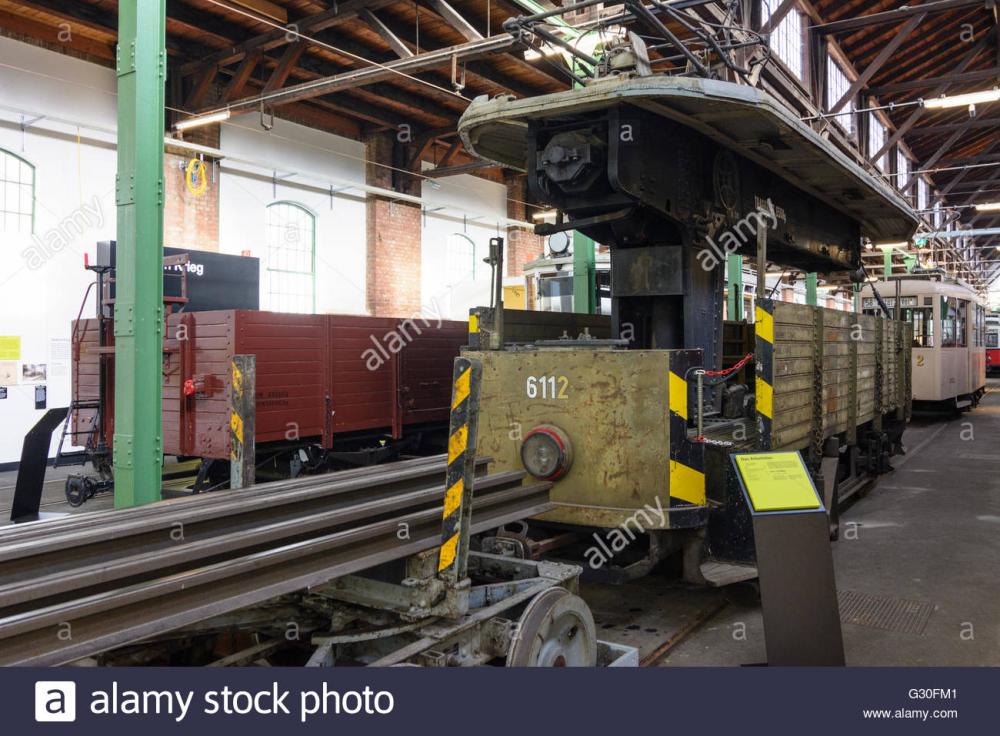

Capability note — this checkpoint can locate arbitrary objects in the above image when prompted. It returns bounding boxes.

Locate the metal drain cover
[838,590,934,635]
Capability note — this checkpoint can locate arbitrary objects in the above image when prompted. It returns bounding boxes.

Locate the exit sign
[915,238,927,247]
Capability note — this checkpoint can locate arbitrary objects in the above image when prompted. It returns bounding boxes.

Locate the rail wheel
[506,587,597,667]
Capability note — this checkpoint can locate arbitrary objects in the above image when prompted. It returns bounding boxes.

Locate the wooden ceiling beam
[263,42,307,93]
[360,8,414,59]
[871,28,994,163]
[179,0,398,76]
[220,50,262,103]
[425,0,484,42]
[0,8,114,60]
[829,13,926,114]
[871,66,1000,96]
[813,0,986,35]
[214,35,512,111]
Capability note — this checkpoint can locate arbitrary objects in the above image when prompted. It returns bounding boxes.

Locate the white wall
[218,114,368,315]
[420,173,507,321]
[0,36,117,464]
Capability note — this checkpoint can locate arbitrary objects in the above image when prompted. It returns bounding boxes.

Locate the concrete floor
[657,381,1000,666]
[3,382,999,666]
[0,463,115,520]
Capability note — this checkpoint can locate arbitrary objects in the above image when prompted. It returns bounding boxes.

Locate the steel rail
[0,464,510,581]
[0,471,527,609]
[0,454,477,543]
[0,481,551,665]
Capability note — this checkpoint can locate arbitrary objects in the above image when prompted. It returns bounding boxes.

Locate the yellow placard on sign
[734,452,821,513]
[0,336,21,361]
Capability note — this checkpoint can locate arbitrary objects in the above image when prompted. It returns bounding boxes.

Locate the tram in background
[861,277,986,411]
[986,314,1000,375]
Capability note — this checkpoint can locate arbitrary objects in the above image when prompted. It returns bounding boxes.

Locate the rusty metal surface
[0,456,551,665]
[459,75,918,243]
[470,348,674,528]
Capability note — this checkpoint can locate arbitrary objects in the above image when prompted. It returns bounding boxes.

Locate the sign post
[732,451,845,666]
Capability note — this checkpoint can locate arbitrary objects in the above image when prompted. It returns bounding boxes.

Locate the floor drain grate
[838,590,934,635]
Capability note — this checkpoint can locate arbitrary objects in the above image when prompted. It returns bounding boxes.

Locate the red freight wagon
[68,309,467,497]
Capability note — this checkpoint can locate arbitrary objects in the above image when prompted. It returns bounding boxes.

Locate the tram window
[988,331,999,349]
[901,307,933,347]
[956,300,968,348]
[941,297,957,347]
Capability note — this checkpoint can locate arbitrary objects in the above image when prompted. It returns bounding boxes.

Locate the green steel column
[805,272,818,306]
[573,231,596,314]
[882,248,893,278]
[727,254,743,320]
[114,0,166,508]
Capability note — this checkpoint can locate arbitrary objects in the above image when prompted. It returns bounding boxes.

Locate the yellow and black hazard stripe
[467,308,482,349]
[755,299,774,450]
[668,349,706,510]
[438,357,481,577]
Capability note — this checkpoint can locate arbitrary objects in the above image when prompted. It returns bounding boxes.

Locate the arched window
[266,201,315,313]
[446,233,476,285]
[1,148,34,233]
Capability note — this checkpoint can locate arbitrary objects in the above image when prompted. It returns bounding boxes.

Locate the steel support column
[573,231,596,314]
[114,0,165,508]
[727,253,743,319]
[805,272,817,306]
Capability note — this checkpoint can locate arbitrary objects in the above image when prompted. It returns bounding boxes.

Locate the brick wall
[163,126,220,251]
[365,131,422,317]
[365,197,422,316]
[504,173,544,279]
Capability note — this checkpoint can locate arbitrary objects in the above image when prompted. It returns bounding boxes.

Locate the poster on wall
[0,361,16,385]
[22,363,47,383]
[0,336,20,361]
[49,338,71,378]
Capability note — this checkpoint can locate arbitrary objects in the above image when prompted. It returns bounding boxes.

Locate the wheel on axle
[506,587,597,667]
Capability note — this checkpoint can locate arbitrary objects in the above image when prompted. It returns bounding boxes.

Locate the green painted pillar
[573,231,595,314]
[805,272,818,306]
[727,253,743,320]
[114,0,166,508]
[882,248,893,279]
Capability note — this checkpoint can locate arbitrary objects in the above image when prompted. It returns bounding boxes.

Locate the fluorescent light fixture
[875,242,907,249]
[175,109,231,131]
[532,209,558,221]
[923,88,1000,109]
[976,202,1000,212]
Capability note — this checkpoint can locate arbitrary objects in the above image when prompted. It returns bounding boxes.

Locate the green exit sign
[915,238,927,247]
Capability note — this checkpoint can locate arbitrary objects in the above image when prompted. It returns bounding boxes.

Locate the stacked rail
[0,455,551,666]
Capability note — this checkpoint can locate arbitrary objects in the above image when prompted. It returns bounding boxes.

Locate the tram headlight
[520,425,574,480]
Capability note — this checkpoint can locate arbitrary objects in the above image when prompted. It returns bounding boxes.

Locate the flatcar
[861,277,986,410]
[986,314,1000,375]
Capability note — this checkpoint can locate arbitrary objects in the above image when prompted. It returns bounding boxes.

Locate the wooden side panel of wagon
[69,318,103,444]
[235,311,328,448]
[328,315,399,436]
[767,300,911,453]
[398,319,467,426]
[163,310,236,458]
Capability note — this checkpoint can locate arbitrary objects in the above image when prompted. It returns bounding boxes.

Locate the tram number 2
[526,375,569,400]
[916,355,925,367]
